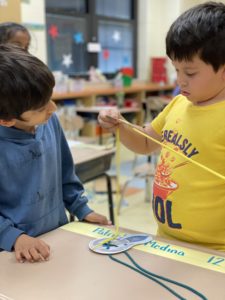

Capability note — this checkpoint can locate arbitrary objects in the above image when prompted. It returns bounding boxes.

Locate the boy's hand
[83,212,112,225]
[14,234,50,263]
[98,108,121,133]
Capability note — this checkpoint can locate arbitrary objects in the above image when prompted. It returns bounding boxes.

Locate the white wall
[180,0,225,12]
[137,0,225,81]
[21,0,47,62]
[137,0,180,81]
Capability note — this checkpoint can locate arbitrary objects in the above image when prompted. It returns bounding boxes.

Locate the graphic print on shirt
[152,128,199,230]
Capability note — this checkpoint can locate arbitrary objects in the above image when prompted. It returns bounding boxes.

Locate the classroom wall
[0,0,46,62]
[21,0,47,62]
[137,0,225,81]
[5,0,225,81]
[0,0,21,22]
[137,0,179,81]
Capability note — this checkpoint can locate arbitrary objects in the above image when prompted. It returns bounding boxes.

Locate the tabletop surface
[69,142,115,165]
[0,223,225,300]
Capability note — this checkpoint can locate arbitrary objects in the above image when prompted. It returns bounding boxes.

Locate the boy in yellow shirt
[98,1,225,250]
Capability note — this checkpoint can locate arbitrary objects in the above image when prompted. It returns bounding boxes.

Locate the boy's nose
[177,77,188,88]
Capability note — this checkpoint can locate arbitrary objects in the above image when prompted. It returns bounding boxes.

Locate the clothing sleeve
[59,123,93,221]
[0,216,24,251]
[0,145,25,251]
[151,96,180,135]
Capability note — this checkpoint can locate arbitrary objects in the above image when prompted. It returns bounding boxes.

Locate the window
[46,0,87,14]
[45,0,137,77]
[46,14,88,75]
[98,21,133,74]
[96,0,132,19]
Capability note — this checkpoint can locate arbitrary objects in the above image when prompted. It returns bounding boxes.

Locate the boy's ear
[0,119,16,127]
[221,66,225,80]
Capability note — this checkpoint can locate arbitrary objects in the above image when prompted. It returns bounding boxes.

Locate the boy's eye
[186,73,196,77]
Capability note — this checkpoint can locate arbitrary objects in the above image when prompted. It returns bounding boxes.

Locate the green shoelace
[109,251,207,300]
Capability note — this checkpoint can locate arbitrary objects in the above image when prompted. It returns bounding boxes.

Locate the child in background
[0,45,111,263]
[0,22,30,51]
[98,2,225,251]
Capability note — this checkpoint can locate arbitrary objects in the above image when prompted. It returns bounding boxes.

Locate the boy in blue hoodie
[0,45,111,263]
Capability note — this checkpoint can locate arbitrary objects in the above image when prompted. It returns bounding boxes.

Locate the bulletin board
[0,0,21,23]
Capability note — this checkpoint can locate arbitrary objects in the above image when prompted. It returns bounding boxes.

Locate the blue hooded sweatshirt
[0,114,92,251]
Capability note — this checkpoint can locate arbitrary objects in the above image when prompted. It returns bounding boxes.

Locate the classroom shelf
[52,81,174,140]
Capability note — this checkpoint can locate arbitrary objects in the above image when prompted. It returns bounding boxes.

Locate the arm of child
[14,234,50,263]
[0,216,50,263]
[98,108,161,154]
[58,118,111,225]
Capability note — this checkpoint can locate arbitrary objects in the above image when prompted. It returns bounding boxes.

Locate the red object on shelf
[151,57,167,83]
[121,67,134,77]
[121,67,134,87]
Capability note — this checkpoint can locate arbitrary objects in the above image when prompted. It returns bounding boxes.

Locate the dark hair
[0,22,30,44]
[166,1,225,71]
[0,44,55,120]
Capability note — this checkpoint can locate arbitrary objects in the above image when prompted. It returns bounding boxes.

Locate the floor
[84,144,158,235]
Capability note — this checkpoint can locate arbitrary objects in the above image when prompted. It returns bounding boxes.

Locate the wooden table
[0,222,225,300]
[69,142,115,223]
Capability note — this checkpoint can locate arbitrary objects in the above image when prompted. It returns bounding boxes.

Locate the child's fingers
[29,247,45,262]
[15,242,50,263]
[20,249,33,262]
[99,109,120,124]
[15,250,25,263]
[105,115,119,123]
[37,242,50,260]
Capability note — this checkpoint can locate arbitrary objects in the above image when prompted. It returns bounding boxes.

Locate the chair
[116,153,157,215]
[144,96,171,122]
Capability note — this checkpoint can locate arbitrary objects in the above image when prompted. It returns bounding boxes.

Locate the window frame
[45,0,137,78]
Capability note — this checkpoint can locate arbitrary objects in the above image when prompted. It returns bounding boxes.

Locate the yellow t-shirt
[151,95,225,250]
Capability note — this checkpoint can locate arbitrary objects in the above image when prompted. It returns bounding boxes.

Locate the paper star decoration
[48,25,59,39]
[112,31,121,42]
[122,55,130,65]
[73,32,84,44]
[62,54,73,68]
[103,49,110,60]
